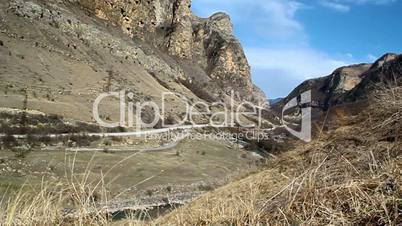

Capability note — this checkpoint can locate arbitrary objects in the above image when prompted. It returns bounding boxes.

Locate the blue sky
[192,0,402,98]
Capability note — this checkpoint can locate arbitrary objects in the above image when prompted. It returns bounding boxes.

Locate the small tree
[27,133,38,147]
[2,134,18,149]
[105,70,114,92]
[20,88,28,134]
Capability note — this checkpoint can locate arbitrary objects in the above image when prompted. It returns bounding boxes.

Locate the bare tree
[105,69,114,92]
[20,88,28,134]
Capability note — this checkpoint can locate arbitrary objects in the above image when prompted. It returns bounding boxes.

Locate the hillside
[273,53,401,112]
[151,54,402,225]
[0,1,273,225]
[155,86,402,225]
[1,1,402,226]
[0,0,267,123]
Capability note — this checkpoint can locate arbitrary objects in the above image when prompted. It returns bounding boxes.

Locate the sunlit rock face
[5,0,268,119]
[74,0,266,104]
[273,53,402,111]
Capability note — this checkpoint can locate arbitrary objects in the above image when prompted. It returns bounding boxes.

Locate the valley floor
[0,135,262,224]
[152,88,402,226]
[1,88,401,225]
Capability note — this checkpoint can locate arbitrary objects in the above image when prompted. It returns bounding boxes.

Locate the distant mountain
[268,98,284,105]
[273,53,402,111]
[340,53,401,103]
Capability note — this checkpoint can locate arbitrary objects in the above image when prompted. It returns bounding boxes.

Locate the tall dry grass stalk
[1,87,401,226]
[370,86,402,141]
[0,150,149,226]
[156,86,402,225]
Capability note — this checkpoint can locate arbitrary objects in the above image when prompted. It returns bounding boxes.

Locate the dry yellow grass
[1,87,401,225]
[0,151,150,226]
[155,87,402,225]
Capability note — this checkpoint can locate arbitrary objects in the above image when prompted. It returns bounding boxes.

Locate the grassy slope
[0,0,207,122]
[0,138,259,195]
[155,88,402,226]
[0,137,263,225]
[0,92,400,226]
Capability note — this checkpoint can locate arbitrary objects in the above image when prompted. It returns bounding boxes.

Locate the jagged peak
[209,12,231,20]
[371,53,399,69]
[206,12,233,36]
[332,63,371,75]
[379,52,398,60]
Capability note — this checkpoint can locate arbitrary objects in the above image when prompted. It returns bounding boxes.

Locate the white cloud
[320,0,350,12]
[321,0,398,12]
[344,0,397,4]
[193,0,347,81]
[193,0,353,79]
[192,0,305,40]
[247,48,355,97]
[192,0,355,97]
[367,54,378,62]
[245,48,350,80]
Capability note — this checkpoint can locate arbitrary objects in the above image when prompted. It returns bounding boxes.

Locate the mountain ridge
[273,53,402,111]
[0,0,268,124]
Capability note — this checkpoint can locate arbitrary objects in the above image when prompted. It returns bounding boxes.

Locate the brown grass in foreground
[155,87,402,225]
[1,87,401,226]
[0,151,149,226]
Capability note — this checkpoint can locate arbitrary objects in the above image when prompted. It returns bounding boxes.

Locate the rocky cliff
[342,53,402,102]
[274,53,402,111]
[273,63,371,111]
[0,0,268,122]
[71,0,261,103]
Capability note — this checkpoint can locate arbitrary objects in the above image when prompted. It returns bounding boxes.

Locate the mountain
[2,1,402,225]
[340,53,402,103]
[273,53,402,111]
[268,98,283,105]
[156,85,402,225]
[0,0,268,123]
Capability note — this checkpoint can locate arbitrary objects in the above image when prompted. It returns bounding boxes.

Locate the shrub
[166,186,173,193]
[2,134,18,149]
[14,149,28,158]
[146,189,153,197]
[103,139,112,146]
[111,136,123,142]
[38,135,52,145]
[26,133,39,147]
[69,134,92,147]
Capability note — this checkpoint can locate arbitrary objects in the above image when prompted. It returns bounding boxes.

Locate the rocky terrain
[0,1,271,224]
[156,86,402,225]
[1,0,402,225]
[274,53,402,112]
[0,0,268,123]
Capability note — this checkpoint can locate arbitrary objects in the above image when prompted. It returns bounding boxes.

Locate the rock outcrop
[342,53,402,102]
[73,0,262,103]
[274,53,402,111]
[274,63,371,110]
[0,0,268,122]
